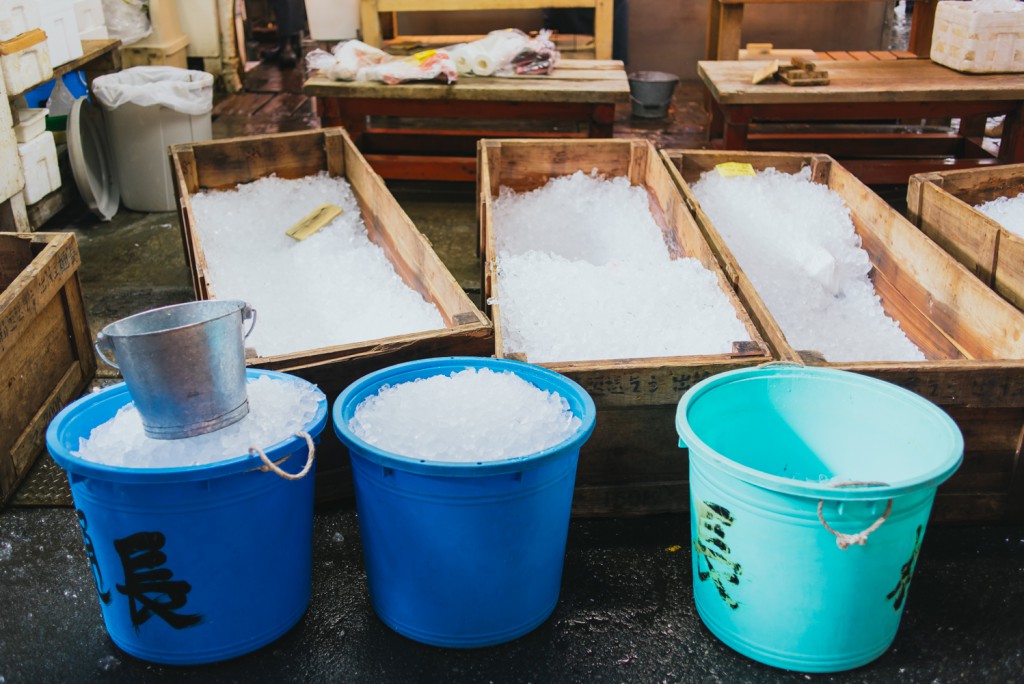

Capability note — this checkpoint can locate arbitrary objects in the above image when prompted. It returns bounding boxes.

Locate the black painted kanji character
[114,532,202,631]
[886,525,923,611]
[76,510,111,605]
[694,501,742,609]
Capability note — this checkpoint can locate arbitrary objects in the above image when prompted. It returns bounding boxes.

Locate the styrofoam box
[0,70,11,129]
[931,0,1024,73]
[39,0,84,67]
[0,34,54,96]
[14,108,48,144]
[74,0,108,40]
[1,126,26,203]
[304,0,359,42]
[0,1,42,43]
[17,130,60,204]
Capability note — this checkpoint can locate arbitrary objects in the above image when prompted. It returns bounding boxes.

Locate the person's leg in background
[544,0,629,64]
[262,0,307,67]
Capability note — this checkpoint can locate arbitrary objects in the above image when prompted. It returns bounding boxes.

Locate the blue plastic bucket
[45,369,328,665]
[675,365,963,673]
[333,356,596,647]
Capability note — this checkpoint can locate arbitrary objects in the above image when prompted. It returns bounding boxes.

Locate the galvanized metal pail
[628,70,679,119]
[95,300,256,440]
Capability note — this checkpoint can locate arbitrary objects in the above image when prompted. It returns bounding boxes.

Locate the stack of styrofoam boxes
[13,104,60,205]
[2,2,57,219]
[0,66,27,213]
[39,0,84,68]
[931,0,1024,73]
[74,0,109,41]
[122,0,190,68]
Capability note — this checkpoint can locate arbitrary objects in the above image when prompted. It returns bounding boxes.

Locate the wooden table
[706,0,937,62]
[304,59,630,182]
[698,59,1024,184]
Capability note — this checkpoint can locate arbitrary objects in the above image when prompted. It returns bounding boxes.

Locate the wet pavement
[1,508,1022,682]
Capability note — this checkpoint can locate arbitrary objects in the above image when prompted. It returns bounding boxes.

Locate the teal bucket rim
[46,368,328,484]
[675,366,964,501]
[333,356,597,477]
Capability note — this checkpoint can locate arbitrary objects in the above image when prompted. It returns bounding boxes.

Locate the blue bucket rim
[332,356,597,477]
[675,365,964,501]
[46,368,328,484]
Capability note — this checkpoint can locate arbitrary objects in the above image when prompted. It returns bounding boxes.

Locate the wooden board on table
[478,138,774,517]
[664,149,1024,523]
[304,59,629,103]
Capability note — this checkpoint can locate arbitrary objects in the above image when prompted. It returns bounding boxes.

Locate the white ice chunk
[350,368,582,462]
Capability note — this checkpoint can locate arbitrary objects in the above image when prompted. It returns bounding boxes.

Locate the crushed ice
[691,167,925,362]
[975,191,1024,238]
[190,173,445,357]
[492,172,750,362]
[350,368,582,462]
[74,376,322,468]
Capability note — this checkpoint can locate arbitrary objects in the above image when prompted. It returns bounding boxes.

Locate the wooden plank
[848,51,878,61]
[869,51,899,60]
[0,233,93,506]
[211,93,274,117]
[0,192,30,233]
[364,154,477,182]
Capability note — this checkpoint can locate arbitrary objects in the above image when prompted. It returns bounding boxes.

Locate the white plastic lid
[68,97,119,221]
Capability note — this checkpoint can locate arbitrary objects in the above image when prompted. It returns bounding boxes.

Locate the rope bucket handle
[249,432,316,480]
[817,481,893,550]
[630,94,674,109]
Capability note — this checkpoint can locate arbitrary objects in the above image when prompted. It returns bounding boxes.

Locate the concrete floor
[3,46,1023,680]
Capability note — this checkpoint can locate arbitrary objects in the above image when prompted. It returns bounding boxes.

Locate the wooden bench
[360,0,614,60]
[304,58,630,182]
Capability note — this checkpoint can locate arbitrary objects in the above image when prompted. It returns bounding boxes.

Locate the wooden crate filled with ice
[170,128,491,382]
[479,138,773,516]
[908,163,1024,312]
[664,150,1024,524]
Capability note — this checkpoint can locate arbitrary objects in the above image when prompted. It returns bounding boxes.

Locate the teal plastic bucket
[45,369,327,665]
[333,356,596,647]
[675,366,963,672]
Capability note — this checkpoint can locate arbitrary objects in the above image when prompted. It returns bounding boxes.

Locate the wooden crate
[170,128,493,500]
[479,138,774,516]
[1,232,95,506]
[907,164,1024,312]
[664,149,1024,524]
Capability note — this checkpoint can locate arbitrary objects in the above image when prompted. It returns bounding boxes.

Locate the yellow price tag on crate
[715,162,757,178]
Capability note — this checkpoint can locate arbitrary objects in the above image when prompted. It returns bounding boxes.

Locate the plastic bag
[102,0,152,46]
[444,29,560,77]
[305,40,390,81]
[46,77,77,117]
[356,50,458,85]
[307,41,457,85]
[92,67,214,116]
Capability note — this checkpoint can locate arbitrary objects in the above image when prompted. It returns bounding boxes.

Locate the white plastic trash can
[91,66,213,212]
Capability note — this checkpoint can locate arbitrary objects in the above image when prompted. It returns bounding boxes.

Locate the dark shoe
[260,46,281,62]
[279,45,297,68]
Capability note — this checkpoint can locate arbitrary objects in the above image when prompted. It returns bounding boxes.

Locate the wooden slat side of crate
[907,164,1024,312]
[479,138,774,516]
[0,232,95,506]
[170,127,492,376]
[663,149,1024,523]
